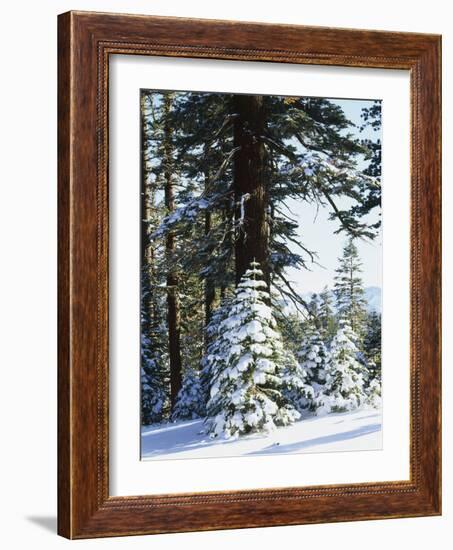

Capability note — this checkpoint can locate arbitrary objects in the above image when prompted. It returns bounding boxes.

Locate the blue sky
[284,98,382,294]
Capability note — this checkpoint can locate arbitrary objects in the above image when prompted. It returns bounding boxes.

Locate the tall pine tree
[153,93,380,316]
[333,238,367,339]
[319,285,336,341]
[141,91,382,428]
[140,92,171,423]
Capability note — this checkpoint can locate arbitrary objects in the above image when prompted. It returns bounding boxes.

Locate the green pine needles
[205,262,300,439]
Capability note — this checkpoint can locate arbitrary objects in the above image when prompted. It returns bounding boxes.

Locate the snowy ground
[141,408,382,460]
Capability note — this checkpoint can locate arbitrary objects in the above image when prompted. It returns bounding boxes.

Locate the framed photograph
[58,11,441,539]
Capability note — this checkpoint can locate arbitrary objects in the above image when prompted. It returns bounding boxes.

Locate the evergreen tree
[140,90,382,430]
[363,310,382,383]
[307,293,321,329]
[154,93,380,314]
[162,93,183,409]
[333,238,367,339]
[280,346,315,414]
[141,90,184,411]
[140,265,170,424]
[171,367,205,420]
[180,273,205,374]
[319,285,336,341]
[141,327,170,424]
[200,294,233,408]
[355,100,382,230]
[274,307,306,356]
[158,91,236,299]
[298,329,330,388]
[140,92,171,424]
[366,379,382,410]
[316,320,366,414]
[233,95,270,285]
[205,262,300,439]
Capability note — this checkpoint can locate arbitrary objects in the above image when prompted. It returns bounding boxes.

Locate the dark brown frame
[58,10,442,539]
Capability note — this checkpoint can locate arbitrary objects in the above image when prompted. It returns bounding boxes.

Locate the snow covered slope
[141,408,382,460]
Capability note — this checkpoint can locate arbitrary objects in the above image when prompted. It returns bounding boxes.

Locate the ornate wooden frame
[58,10,442,539]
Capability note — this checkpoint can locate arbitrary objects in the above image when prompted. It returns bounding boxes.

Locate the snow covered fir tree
[315,320,367,415]
[139,90,383,459]
[171,367,205,420]
[333,238,368,341]
[205,262,300,439]
[297,329,330,394]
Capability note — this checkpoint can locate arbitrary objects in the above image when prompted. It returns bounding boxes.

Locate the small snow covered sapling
[205,261,300,439]
[316,320,367,415]
[363,310,382,385]
[365,378,382,409]
[200,296,232,408]
[171,367,205,421]
[280,346,314,413]
[297,330,330,407]
[141,332,170,424]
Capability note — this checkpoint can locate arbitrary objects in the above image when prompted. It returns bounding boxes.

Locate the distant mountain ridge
[363,286,381,313]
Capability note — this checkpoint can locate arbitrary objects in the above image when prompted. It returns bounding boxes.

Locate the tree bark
[163,94,182,409]
[203,160,216,328]
[204,208,216,327]
[140,94,154,336]
[233,94,270,286]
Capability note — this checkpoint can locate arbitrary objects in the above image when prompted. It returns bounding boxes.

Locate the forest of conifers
[140,90,382,440]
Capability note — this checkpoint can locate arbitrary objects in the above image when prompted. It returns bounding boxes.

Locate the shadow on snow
[141,410,382,459]
[248,422,381,455]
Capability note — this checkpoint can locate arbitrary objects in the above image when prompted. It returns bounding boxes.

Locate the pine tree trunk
[204,164,215,328]
[233,94,270,286]
[140,95,153,337]
[204,209,216,326]
[140,98,148,265]
[163,94,182,409]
